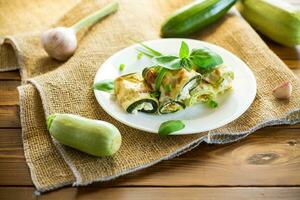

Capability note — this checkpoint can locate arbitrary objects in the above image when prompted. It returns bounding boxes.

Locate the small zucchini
[47,114,121,157]
[161,0,237,37]
[238,0,300,46]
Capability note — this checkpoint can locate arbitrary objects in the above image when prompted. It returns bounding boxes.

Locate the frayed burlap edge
[205,109,300,144]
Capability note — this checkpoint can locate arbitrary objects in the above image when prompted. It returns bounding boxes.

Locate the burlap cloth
[1,0,300,193]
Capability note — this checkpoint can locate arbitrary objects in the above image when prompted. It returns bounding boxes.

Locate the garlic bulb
[272,81,292,99]
[41,27,77,61]
[41,1,118,61]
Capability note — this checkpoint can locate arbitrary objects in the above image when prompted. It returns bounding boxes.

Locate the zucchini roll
[159,100,186,114]
[203,65,234,94]
[114,73,158,114]
[186,81,217,106]
[143,66,201,114]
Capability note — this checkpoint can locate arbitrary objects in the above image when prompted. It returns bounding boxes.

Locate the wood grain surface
[1,187,300,200]
[0,1,300,199]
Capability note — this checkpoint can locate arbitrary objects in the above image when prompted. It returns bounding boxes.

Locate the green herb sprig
[136,41,223,73]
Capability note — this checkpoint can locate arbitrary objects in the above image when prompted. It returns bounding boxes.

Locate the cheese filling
[178,79,197,100]
[132,102,153,114]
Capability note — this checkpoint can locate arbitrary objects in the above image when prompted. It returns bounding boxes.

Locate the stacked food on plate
[113,42,234,114]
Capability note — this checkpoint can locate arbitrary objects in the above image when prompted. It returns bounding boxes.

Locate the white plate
[94,39,256,135]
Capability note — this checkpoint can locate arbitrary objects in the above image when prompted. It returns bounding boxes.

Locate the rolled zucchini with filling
[203,65,234,93]
[186,81,217,106]
[143,66,201,114]
[114,73,158,114]
[159,100,186,114]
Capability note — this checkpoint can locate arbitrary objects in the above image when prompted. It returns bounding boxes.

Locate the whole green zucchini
[47,114,121,157]
[161,0,237,37]
[238,0,300,46]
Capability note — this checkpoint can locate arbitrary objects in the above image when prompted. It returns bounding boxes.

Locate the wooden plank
[0,129,22,148]
[0,129,31,186]
[1,187,300,200]
[0,81,20,106]
[265,35,300,58]
[0,71,21,81]
[268,42,300,61]
[0,162,31,186]
[0,129,23,161]
[36,187,300,200]
[0,106,20,128]
[264,39,300,70]
[0,187,35,200]
[118,128,300,186]
[284,60,300,70]
[291,68,300,79]
[0,128,300,186]
[0,81,19,105]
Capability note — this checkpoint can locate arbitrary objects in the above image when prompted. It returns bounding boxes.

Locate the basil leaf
[179,41,189,58]
[190,47,223,70]
[158,120,185,137]
[93,80,114,93]
[180,58,192,70]
[152,55,182,70]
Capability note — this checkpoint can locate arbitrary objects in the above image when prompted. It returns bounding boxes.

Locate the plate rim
[94,38,257,135]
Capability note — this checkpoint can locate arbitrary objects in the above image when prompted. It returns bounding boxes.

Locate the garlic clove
[41,27,77,61]
[272,81,292,99]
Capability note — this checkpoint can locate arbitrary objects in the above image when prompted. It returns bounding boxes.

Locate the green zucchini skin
[161,0,237,37]
[126,99,159,113]
[238,0,300,46]
[47,114,121,157]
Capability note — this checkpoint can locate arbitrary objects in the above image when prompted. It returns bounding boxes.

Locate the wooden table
[1,9,300,200]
